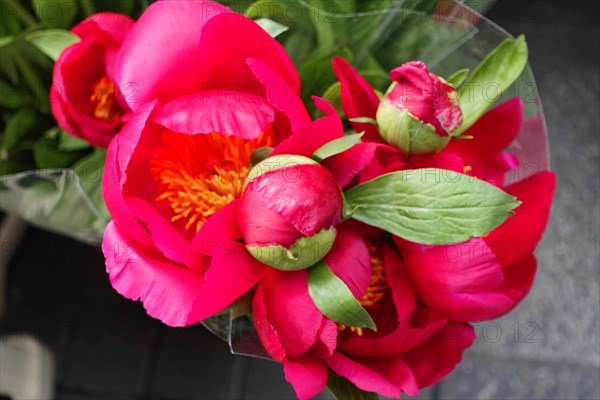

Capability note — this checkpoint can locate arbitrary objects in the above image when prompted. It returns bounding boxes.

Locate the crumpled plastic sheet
[0,169,108,245]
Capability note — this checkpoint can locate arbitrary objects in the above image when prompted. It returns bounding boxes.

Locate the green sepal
[308,260,376,330]
[246,228,337,271]
[447,68,470,87]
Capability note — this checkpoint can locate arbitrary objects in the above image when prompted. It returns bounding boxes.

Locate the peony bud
[376,61,462,157]
[239,155,343,271]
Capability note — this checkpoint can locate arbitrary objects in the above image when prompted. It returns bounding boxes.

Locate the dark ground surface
[1,0,599,399]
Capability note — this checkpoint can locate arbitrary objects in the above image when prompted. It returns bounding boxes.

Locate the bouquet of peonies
[2,0,555,398]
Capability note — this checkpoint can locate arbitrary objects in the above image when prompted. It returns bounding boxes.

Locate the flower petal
[103,101,159,250]
[325,226,371,298]
[402,322,475,388]
[325,351,401,398]
[485,171,556,266]
[284,357,329,400]
[253,284,287,362]
[446,97,524,159]
[332,57,383,143]
[125,197,205,271]
[197,12,300,98]
[115,0,227,110]
[247,58,310,132]
[327,142,405,189]
[191,200,243,256]
[398,238,527,321]
[102,221,203,327]
[271,112,344,158]
[359,356,420,397]
[261,269,323,359]
[186,240,268,324]
[72,12,134,44]
[154,90,275,139]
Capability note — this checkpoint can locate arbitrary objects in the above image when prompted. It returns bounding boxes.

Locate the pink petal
[261,269,323,359]
[325,227,371,298]
[154,90,275,139]
[115,1,227,110]
[72,12,134,43]
[253,284,287,362]
[402,322,475,388]
[325,352,401,398]
[271,112,344,158]
[485,172,556,266]
[328,142,405,189]
[103,101,158,250]
[247,58,310,132]
[102,221,204,327]
[398,238,526,321]
[331,57,383,143]
[311,95,337,116]
[197,12,300,100]
[124,197,205,272]
[284,357,329,400]
[382,243,416,321]
[191,200,243,257]
[360,356,420,397]
[446,97,524,159]
[310,318,338,358]
[186,240,268,324]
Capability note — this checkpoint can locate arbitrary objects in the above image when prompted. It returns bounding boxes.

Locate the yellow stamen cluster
[338,239,390,337]
[151,130,272,233]
[90,75,122,122]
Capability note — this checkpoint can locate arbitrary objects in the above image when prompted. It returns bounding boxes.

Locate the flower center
[338,239,390,336]
[90,75,122,122]
[151,129,273,233]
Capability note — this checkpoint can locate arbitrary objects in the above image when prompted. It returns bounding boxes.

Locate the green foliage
[308,260,376,330]
[344,168,521,245]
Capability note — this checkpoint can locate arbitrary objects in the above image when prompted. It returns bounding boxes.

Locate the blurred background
[1,0,599,399]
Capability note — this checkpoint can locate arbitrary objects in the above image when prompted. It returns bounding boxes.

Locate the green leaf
[26,29,80,61]
[312,133,363,162]
[32,0,78,29]
[327,370,380,400]
[0,80,32,108]
[2,108,37,151]
[254,18,288,38]
[455,35,528,135]
[56,129,91,152]
[33,138,89,169]
[308,260,376,330]
[344,168,521,245]
[447,68,470,87]
[299,48,352,114]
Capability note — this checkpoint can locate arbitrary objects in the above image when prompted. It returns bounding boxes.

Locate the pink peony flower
[102,0,311,327]
[51,12,134,147]
[333,58,462,157]
[239,154,343,270]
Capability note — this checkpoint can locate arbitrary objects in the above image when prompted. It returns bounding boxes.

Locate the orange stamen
[463,165,473,173]
[90,75,122,122]
[151,129,273,233]
[338,239,390,336]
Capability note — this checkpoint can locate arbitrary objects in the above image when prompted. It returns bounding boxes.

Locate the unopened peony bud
[376,61,462,157]
[239,155,343,271]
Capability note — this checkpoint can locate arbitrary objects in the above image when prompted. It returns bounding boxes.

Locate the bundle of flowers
[2,0,555,398]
